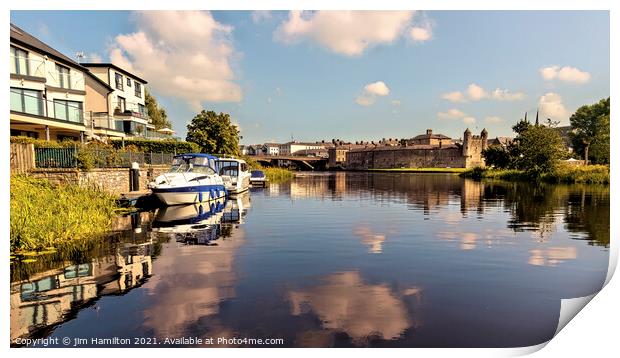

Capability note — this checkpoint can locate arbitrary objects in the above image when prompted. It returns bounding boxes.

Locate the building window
[10,46,29,75]
[10,88,43,116]
[117,96,126,112]
[127,77,132,87]
[56,64,71,89]
[134,82,142,98]
[54,99,83,123]
[115,72,123,90]
[138,103,147,117]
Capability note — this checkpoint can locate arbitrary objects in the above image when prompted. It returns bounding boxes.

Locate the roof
[349,144,458,152]
[411,133,452,140]
[282,141,327,146]
[174,153,219,160]
[10,23,88,71]
[81,62,148,84]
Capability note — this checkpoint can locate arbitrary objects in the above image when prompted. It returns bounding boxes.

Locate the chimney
[426,129,433,136]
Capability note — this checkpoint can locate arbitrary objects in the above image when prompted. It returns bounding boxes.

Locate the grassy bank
[10,175,117,254]
[460,165,609,184]
[367,168,467,174]
[262,167,295,182]
[242,156,295,183]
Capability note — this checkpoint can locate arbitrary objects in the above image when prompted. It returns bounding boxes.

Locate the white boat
[149,153,228,206]
[249,170,268,187]
[216,157,251,194]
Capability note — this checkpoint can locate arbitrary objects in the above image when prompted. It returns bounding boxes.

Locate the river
[10,172,610,348]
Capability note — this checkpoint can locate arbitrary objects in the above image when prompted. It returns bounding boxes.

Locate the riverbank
[459,164,610,184]
[367,168,467,174]
[10,175,117,254]
[262,167,295,182]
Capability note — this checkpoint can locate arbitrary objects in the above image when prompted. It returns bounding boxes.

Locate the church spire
[535,109,539,126]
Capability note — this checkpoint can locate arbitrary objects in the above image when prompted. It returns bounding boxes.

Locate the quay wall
[30,165,169,195]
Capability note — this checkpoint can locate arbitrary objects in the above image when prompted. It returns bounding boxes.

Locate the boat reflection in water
[153,192,250,246]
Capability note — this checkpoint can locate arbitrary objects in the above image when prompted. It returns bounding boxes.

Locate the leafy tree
[186,110,240,155]
[145,89,172,130]
[514,123,567,175]
[569,97,610,165]
[482,146,511,169]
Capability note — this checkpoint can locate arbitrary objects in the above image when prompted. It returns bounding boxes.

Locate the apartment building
[10,23,90,141]
[279,141,326,156]
[81,63,156,138]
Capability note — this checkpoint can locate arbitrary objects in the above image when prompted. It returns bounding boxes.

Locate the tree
[186,110,240,155]
[515,123,567,175]
[145,89,172,130]
[569,97,610,165]
[482,146,511,169]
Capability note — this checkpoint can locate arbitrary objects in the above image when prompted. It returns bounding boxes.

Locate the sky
[10,10,610,144]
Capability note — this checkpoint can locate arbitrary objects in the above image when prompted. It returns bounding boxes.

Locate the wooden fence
[10,143,35,174]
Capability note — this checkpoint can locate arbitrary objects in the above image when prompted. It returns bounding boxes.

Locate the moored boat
[216,157,251,194]
[148,153,227,206]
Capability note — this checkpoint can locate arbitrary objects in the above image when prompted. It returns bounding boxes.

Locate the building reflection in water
[287,271,422,346]
[10,239,153,343]
[10,193,250,345]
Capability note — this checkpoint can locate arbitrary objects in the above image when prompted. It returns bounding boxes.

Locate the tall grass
[241,155,295,183]
[10,175,117,253]
[263,167,295,182]
[460,164,609,184]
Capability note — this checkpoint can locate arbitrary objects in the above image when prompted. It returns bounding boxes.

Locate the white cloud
[466,83,488,101]
[109,11,242,111]
[87,53,103,63]
[484,116,503,124]
[539,65,591,84]
[539,92,569,120]
[251,10,272,23]
[409,26,431,42]
[274,11,431,56]
[438,109,476,125]
[391,100,401,106]
[437,109,466,120]
[490,88,525,101]
[364,81,390,96]
[355,95,376,106]
[463,116,477,125]
[275,87,283,96]
[441,91,466,103]
[442,84,524,102]
[356,81,390,106]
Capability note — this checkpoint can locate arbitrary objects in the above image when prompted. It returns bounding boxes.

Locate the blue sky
[10,10,610,144]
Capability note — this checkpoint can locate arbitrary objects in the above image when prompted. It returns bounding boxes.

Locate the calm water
[10,172,610,347]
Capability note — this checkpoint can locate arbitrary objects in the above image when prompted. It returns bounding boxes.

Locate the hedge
[109,138,200,154]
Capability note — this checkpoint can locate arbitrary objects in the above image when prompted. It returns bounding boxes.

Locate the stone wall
[346,147,467,170]
[30,165,170,195]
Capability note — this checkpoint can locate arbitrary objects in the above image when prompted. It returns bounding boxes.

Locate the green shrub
[110,138,200,154]
[10,136,77,148]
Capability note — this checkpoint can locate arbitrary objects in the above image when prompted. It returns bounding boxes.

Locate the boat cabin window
[219,160,239,177]
[171,156,216,175]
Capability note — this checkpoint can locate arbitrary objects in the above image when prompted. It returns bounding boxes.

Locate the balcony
[89,113,124,132]
[10,88,84,125]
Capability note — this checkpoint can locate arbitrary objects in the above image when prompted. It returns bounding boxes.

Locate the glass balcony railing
[90,113,124,132]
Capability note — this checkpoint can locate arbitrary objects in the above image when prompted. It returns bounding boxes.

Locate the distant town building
[262,143,281,156]
[346,128,488,169]
[406,129,452,147]
[279,141,326,156]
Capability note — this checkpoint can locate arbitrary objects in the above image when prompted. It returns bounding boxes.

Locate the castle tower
[463,128,472,156]
[481,128,488,150]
